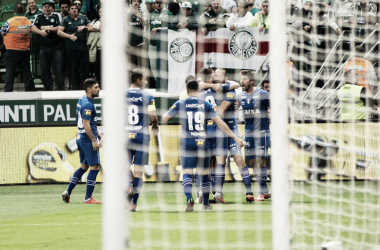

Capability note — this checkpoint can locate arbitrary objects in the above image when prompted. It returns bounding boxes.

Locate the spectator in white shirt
[226,1,254,30]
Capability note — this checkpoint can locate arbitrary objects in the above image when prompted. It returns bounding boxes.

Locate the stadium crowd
[0,0,380,95]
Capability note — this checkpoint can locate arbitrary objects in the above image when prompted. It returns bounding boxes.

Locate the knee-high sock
[240,166,252,194]
[194,172,201,196]
[201,175,211,205]
[214,164,225,194]
[126,173,132,190]
[67,167,86,195]
[260,167,269,193]
[183,173,193,201]
[210,168,216,194]
[85,170,99,200]
[131,177,143,205]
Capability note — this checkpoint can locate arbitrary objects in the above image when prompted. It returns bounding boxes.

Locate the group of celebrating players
[61,67,271,213]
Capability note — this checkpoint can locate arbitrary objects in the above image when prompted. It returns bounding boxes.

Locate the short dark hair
[14,4,24,14]
[199,68,213,81]
[131,69,144,83]
[185,75,195,83]
[83,78,98,91]
[69,3,78,10]
[355,45,365,53]
[187,80,199,92]
[261,80,270,86]
[60,0,70,7]
[240,70,256,82]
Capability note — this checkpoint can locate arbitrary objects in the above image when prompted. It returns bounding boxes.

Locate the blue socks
[67,167,86,195]
[131,177,143,205]
[210,168,216,194]
[201,175,210,205]
[126,173,132,190]
[194,172,201,197]
[260,167,269,193]
[183,173,193,201]
[254,167,268,194]
[214,164,225,194]
[240,166,253,194]
[85,170,99,200]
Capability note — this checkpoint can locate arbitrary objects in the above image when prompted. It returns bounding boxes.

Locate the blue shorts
[77,140,100,166]
[212,125,242,156]
[127,140,149,166]
[245,131,270,159]
[181,155,210,170]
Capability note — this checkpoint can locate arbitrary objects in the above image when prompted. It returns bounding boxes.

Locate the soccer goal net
[103,0,380,249]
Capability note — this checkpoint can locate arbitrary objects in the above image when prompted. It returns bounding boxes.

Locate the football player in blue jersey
[197,67,242,203]
[162,80,244,212]
[209,68,254,203]
[236,70,271,201]
[126,69,159,212]
[62,78,102,204]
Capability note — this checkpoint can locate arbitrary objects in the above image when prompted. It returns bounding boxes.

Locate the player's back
[125,88,154,142]
[169,96,217,150]
[238,88,270,133]
[77,96,98,142]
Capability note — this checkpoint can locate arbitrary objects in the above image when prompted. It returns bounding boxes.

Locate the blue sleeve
[206,102,218,119]
[149,95,155,106]
[223,91,236,104]
[222,83,231,93]
[265,93,270,108]
[167,100,180,118]
[82,102,93,120]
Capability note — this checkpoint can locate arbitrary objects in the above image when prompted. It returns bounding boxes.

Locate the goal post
[102,0,128,249]
[270,0,290,249]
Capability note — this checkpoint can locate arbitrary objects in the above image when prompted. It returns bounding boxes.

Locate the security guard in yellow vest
[338,70,372,121]
[0,4,34,92]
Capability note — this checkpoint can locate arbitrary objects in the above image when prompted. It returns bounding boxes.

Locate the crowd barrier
[1,92,379,185]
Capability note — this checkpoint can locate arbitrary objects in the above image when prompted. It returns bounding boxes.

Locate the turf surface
[0,182,271,250]
[2,181,380,249]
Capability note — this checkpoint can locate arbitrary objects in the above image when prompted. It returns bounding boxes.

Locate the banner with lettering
[199,28,269,70]
[167,29,196,94]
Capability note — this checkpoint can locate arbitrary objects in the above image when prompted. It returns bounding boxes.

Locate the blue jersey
[237,88,270,133]
[199,83,231,133]
[77,96,98,142]
[125,88,155,142]
[167,96,218,150]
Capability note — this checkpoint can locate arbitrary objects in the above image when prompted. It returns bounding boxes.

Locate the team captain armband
[148,105,156,112]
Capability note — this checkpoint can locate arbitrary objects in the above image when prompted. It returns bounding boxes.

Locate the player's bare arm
[83,119,99,151]
[149,112,159,135]
[212,116,244,148]
[199,81,222,92]
[216,100,232,115]
[226,80,240,90]
[162,112,172,123]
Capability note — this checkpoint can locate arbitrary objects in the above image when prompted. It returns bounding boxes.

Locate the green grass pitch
[1,181,379,249]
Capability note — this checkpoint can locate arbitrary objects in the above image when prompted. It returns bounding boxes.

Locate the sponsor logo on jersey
[228,29,258,61]
[247,99,251,104]
[84,109,92,116]
[244,141,250,147]
[77,134,81,140]
[244,109,261,114]
[151,99,155,106]
[170,104,176,110]
[151,20,162,25]
[186,103,205,108]
[196,139,205,145]
[127,97,143,102]
[226,93,235,99]
[170,37,194,63]
[207,120,214,126]
[191,132,206,137]
[128,133,137,139]
[212,107,216,112]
